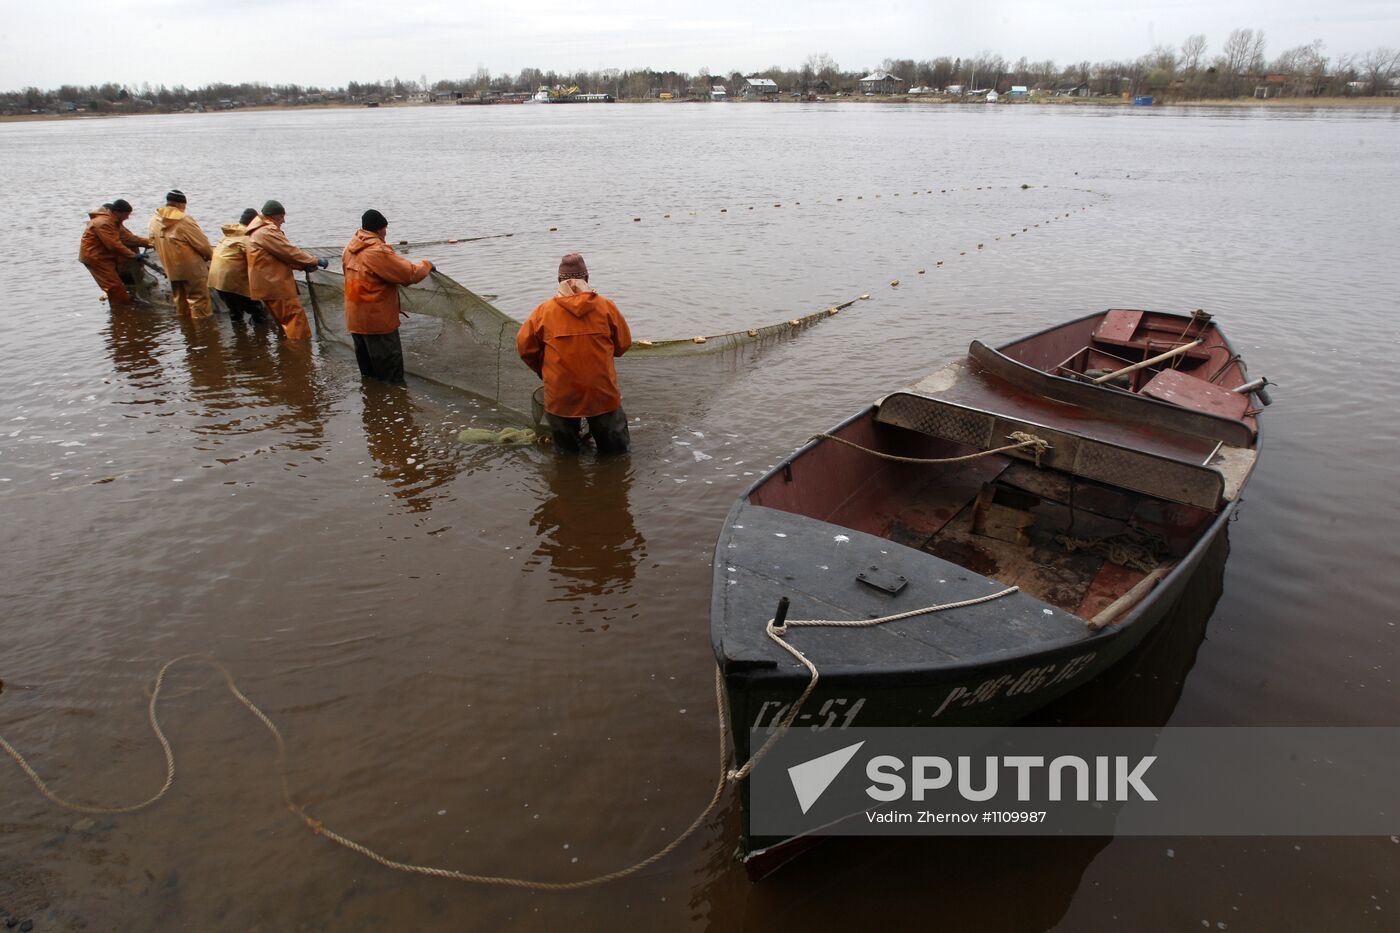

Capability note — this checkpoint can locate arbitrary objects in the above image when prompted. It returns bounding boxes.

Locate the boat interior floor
[865,460,1210,619]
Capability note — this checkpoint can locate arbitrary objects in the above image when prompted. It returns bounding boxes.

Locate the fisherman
[516,253,632,454]
[341,209,434,386]
[246,199,327,340]
[148,189,214,319]
[208,208,266,322]
[79,199,151,305]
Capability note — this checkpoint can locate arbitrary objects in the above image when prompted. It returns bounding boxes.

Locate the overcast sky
[2,0,1396,89]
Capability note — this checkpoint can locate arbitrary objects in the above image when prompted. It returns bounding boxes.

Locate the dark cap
[165,189,186,204]
[361,209,388,232]
[558,253,588,281]
[261,199,285,217]
[239,207,259,225]
[111,199,132,213]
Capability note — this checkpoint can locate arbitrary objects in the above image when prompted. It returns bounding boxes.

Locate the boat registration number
[931,651,1099,718]
[752,696,866,731]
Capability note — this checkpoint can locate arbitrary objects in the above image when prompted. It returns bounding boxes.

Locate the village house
[711,84,728,101]
[859,71,906,95]
[739,77,779,99]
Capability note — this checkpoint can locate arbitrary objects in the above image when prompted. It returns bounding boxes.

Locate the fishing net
[300,268,854,421]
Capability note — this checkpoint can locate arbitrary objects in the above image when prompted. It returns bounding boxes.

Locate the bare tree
[1247,30,1268,73]
[1220,28,1265,95]
[1181,34,1208,76]
[1274,40,1328,96]
[1360,46,1400,95]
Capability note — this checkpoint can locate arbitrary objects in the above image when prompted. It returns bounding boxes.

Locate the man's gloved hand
[317,257,330,269]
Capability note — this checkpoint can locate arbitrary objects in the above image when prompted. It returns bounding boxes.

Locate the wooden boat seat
[1090,308,1211,363]
[1140,369,1251,420]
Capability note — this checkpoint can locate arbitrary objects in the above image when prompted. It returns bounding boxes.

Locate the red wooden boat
[711,309,1269,876]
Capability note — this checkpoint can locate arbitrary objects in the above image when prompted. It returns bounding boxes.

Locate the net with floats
[299,268,857,420]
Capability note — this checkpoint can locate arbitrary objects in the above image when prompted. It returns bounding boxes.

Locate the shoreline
[4,95,1397,123]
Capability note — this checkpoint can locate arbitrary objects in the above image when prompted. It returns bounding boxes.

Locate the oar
[1086,562,1177,631]
[1091,340,1203,385]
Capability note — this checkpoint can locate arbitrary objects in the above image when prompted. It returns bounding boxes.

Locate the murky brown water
[2,103,1399,931]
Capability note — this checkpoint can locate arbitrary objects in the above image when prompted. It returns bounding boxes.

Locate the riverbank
[4,94,1398,123]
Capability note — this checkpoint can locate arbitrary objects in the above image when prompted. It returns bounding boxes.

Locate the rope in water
[4,585,1021,887]
[812,431,1053,468]
[727,587,1022,782]
[0,654,733,891]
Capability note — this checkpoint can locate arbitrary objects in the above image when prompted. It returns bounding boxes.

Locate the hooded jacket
[208,223,253,295]
[341,228,433,334]
[148,206,213,282]
[79,207,150,265]
[246,214,318,301]
[516,290,631,418]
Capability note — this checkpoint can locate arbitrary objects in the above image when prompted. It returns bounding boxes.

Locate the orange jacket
[207,223,252,295]
[79,208,150,265]
[246,214,318,300]
[516,291,631,418]
[341,229,433,334]
[148,207,213,282]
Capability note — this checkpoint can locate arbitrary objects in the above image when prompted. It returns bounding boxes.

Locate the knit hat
[165,189,186,204]
[239,208,259,225]
[361,209,388,232]
[261,199,285,217]
[558,253,588,281]
[111,199,132,213]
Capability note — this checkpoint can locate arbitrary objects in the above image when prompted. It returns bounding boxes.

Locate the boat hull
[723,494,1233,875]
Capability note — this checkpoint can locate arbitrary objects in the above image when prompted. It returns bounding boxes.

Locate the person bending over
[516,253,632,454]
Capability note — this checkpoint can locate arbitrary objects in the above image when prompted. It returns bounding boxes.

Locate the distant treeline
[5,32,1398,114]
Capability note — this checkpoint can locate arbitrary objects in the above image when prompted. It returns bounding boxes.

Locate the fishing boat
[711,308,1268,876]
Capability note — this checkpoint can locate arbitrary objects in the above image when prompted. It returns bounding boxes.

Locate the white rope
[727,586,1020,781]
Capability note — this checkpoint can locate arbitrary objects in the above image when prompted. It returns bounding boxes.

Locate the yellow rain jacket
[208,223,253,296]
[148,206,213,282]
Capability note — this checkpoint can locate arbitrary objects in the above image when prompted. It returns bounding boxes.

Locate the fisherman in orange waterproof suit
[516,253,632,454]
[246,199,326,339]
[341,209,434,385]
[79,199,151,304]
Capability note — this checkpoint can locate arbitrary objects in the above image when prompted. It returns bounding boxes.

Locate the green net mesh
[300,268,854,420]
